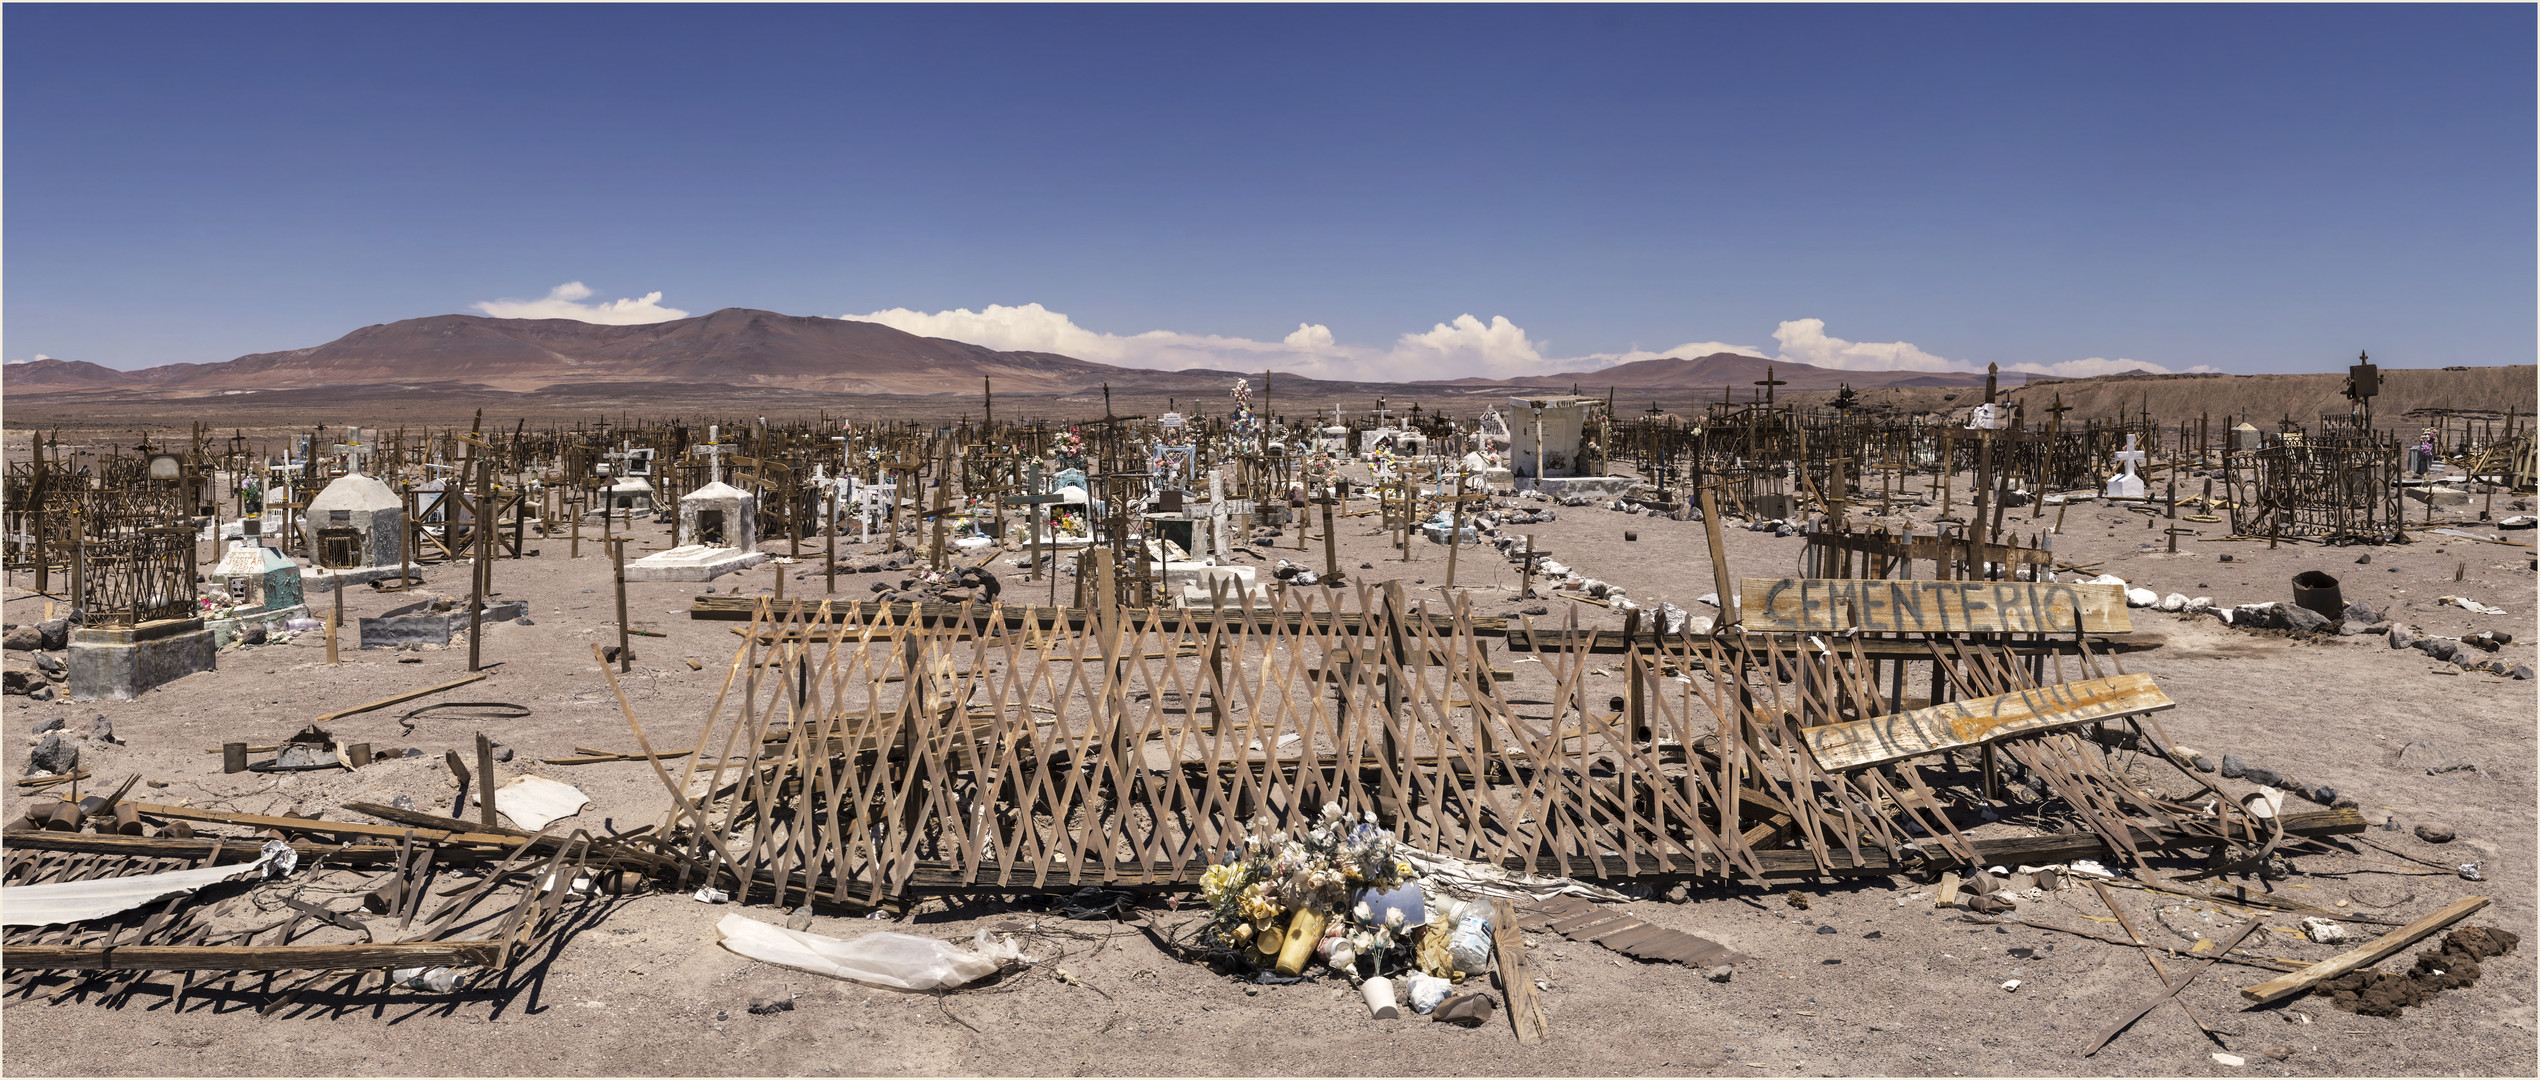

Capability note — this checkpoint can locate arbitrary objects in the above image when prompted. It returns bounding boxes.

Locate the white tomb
[2105,434,2148,499]
[300,450,407,592]
[625,437,769,581]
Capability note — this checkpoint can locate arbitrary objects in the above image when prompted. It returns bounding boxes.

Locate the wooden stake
[609,537,632,673]
[475,732,498,830]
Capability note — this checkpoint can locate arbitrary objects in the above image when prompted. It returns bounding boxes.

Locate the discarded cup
[1362,975,1401,1019]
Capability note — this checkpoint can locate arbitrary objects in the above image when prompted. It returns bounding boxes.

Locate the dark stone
[747,995,795,1016]
[2219,754,2248,779]
[37,618,69,651]
[491,747,514,763]
[2414,823,2456,844]
[26,685,52,702]
[2515,665,2534,681]
[2389,625,2417,649]
[32,652,64,675]
[2,670,35,696]
[238,623,267,646]
[26,734,77,775]
[2241,766,2284,788]
[31,716,66,733]
[2301,785,2336,807]
[2192,755,2217,773]
[2342,600,2380,623]
[1,627,38,651]
[514,617,534,626]
[1815,925,1836,935]
[2279,604,2331,634]
[1522,605,1548,616]
[85,717,119,745]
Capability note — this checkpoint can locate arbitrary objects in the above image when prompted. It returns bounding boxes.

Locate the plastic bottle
[1445,909,1494,974]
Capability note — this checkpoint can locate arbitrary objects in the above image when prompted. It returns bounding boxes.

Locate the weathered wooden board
[1801,672,2173,772]
[1804,530,2054,566]
[2238,895,2491,1004]
[1740,578,2131,634]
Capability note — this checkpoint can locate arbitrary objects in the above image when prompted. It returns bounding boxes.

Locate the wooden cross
[1753,364,1787,408]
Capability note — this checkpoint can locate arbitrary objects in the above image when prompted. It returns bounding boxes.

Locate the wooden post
[327,579,342,665]
[1319,487,1341,583]
[476,732,498,830]
[1444,470,1468,590]
[824,487,838,594]
[1698,484,1735,627]
[608,537,631,673]
[467,456,491,672]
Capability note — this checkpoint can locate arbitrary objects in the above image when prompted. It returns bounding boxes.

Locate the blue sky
[6,4,2531,381]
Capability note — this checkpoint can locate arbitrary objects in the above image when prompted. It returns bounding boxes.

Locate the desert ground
[1,425,2533,1078]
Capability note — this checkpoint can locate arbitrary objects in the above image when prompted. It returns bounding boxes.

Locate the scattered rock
[36,618,69,651]
[2301,917,2350,944]
[2413,823,2456,845]
[2278,604,2331,634]
[747,995,795,1016]
[514,617,535,626]
[2191,755,2217,774]
[31,716,66,734]
[2219,754,2248,779]
[1521,605,1548,616]
[1704,965,1734,983]
[2388,625,2417,650]
[2241,765,2284,788]
[32,652,64,675]
[1,627,38,652]
[84,716,119,745]
[26,734,77,775]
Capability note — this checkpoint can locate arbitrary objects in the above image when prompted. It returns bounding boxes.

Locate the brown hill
[2,358,144,392]
[1524,352,2013,393]
[11,309,1124,398]
[2006,366,2538,427]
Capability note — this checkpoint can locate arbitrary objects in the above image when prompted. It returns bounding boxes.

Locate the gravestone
[2105,434,2148,499]
[300,470,407,591]
[624,480,769,582]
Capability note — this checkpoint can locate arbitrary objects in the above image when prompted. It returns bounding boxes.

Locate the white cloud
[7,353,55,365]
[839,303,2205,382]
[473,282,689,324]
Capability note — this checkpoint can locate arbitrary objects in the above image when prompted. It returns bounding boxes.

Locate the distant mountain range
[2,307,2009,400]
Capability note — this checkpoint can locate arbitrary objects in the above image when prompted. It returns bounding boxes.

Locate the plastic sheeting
[1,847,280,928]
[714,914,1016,991]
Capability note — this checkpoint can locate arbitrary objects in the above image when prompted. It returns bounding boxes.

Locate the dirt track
[2,458,2533,1077]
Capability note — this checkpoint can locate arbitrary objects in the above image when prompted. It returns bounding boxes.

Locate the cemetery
[0,367,2532,1074]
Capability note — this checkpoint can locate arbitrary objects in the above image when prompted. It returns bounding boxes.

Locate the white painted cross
[2106,434,2147,499]
[699,425,728,486]
[335,427,368,475]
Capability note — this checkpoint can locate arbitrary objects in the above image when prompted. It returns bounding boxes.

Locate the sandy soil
[2,464,2532,1077]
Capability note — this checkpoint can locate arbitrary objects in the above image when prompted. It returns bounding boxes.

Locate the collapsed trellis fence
[628,580,2345,909]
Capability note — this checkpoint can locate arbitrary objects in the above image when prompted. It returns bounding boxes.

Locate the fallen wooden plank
[1492,898,1549,1044]
[1,833,408,865]
[2,939,501,972]
[131,801,523,848]
[2238,895,2491,1005]
[1741,578,2130,634]
[1802,673,2175,772]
